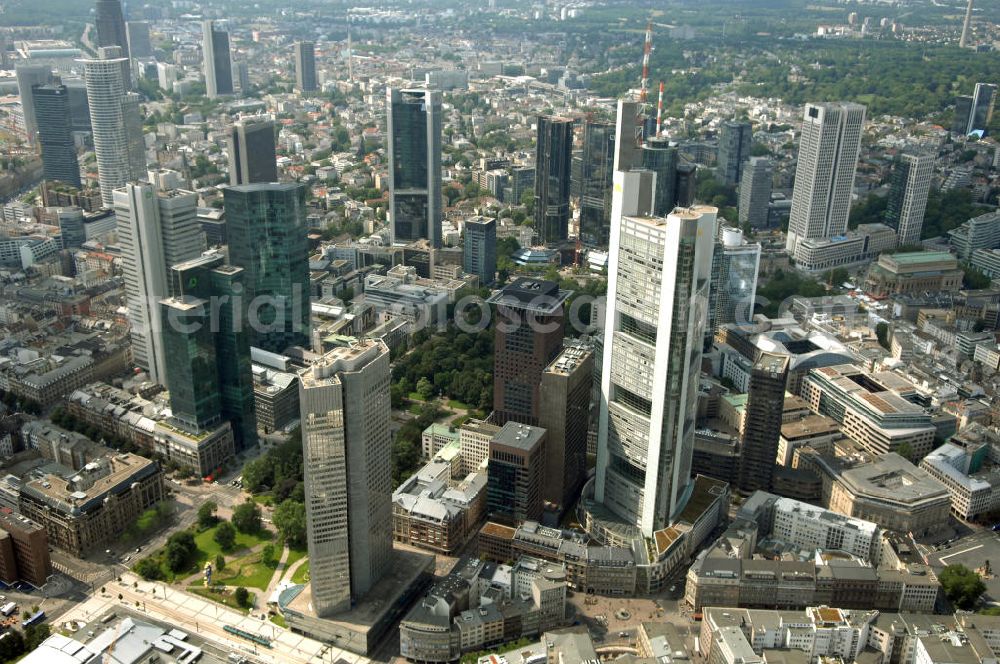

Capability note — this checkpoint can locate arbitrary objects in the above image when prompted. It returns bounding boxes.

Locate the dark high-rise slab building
[739,157,773,229]
[534,115,574,245]
[642,137,679,216]
[126,21,152,58]
[63,79,92,132]
[163,251,259,451]
[15,64,52,145]
[95,0,129,59]
[486,422,547,523]
[675,163,698,207]
[203,20,234,98]
[33,84,80,187]
[228,118,277,185]
[578,120,615,247]
[717,121,753,185]
[94,0,131,89]
[953,83,997,136]
[387,88,442,248]
[884,152,933,248]
[736,352,789,494]
[224,183,311,353]
[539,344,593,516]
[463,216,496,285]
[294,41,317,92]
[488,278,570,426]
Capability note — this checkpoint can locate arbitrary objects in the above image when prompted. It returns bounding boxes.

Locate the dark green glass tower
[162,252,259,451]
[224,183,311,353]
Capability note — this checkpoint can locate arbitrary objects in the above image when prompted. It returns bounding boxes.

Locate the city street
[59,573,372,664]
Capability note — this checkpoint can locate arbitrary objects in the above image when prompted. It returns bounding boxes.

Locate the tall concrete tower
[299,340,393,616]
[785,102,866,260]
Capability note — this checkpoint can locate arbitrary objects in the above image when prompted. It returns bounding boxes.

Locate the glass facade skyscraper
[162,251,259,451]
[33,84,80,187]
[224,183,311,353]
[534,115,574,245]
[578,120,615,247]
[706,226,761,349]
[463,216,497,286]
[387,88,442,247]
[228,118,278,186]
[203,20,234,97]
[642,137,679,216]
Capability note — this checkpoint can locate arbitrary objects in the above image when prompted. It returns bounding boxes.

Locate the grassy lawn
[269,613,287,628]
[188,585,250,611]
[407,392,425,402]
[284,546,307,570]
[447,399,472,410]
[291,561,309,585]
[194,524,272,562]
[407,403,424,415]
[215,552,277,591]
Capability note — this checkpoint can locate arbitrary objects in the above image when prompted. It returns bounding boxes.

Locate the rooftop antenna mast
[655,81,665,137]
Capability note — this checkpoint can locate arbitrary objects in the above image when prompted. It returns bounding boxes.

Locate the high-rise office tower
[578,120,615,247]
[463,216,497,285]
[539,344,594,515]
[224,183,311,353]
[80,47,146,207]
[488,278,571,427]
[735,352,789,494]
[675,163,698,207]
[785,102,866,258]
[32,84,80,187]
[234,61,250,95]
[294,41,317,92]
[203,20,234,98]
[387,88,442,248]
[15,64,51,145]
[613,100,642,172]
[94,0,132,89]
[706,226,761,348]
[95,0,129,58]
[642,137,679,216]
[950,84,997,137]
[486,422,547,523]
[717,121,753,185]
[114,182,206,384]
[884,153,933,248]
[953,96,975,136]
[534,115,574,245]
[56,207,87,249]
[126,21,153,58]
[738,157,773,229]
[594,205,717,537]
[299,340,393,616]
[228,118,277,185]
[162,251,258,451]
[63,78,92,132]
[610,169,656,225]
